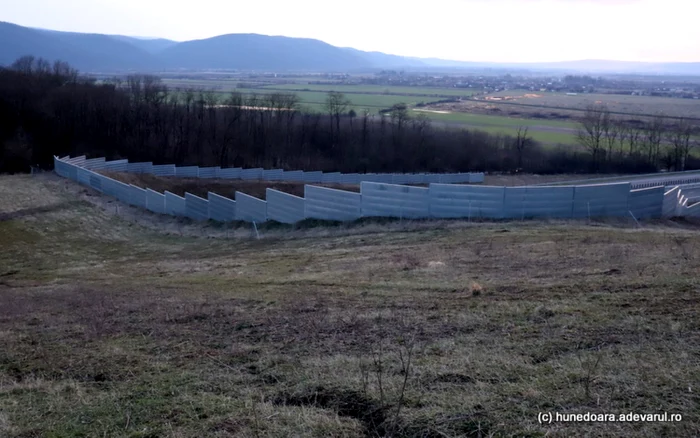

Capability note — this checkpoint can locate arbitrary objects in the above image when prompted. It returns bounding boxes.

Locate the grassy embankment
[1,174,699,437]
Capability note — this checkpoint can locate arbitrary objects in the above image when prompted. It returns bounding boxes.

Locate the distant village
[294,71,700,99]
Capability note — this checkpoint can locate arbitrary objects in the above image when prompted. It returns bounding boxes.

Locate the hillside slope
[0,22,158,71]
[2,21,699,74]
[157,33,372,71]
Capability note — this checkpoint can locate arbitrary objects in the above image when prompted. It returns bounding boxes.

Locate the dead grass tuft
[470,282,483,296]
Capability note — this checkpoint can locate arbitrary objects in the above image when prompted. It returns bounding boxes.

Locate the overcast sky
[3,0,698,63]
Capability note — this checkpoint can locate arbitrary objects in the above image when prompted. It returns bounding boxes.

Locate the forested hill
[4,21,700,74]
[0,21,420,72]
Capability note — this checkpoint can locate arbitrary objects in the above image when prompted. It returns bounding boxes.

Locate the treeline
[1,56,696,175]
[577,105,700,172]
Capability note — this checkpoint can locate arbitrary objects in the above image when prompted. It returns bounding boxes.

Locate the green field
[164,80,581,144]
[262,83,476,97]
[413,110,578,145]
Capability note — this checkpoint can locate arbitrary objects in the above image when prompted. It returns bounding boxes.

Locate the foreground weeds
[0,175,699,437]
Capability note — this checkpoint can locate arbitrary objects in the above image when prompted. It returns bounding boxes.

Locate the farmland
[261,83,476,98]
[2,174,700,437]
[158,75,700,146]
[162,82,580,145]
[435,90,700,122]
[482,90,700,120]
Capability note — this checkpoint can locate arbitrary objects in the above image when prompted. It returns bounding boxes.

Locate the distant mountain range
[2,21,700,75]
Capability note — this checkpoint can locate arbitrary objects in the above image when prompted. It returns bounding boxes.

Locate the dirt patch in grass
[100,171,360,199]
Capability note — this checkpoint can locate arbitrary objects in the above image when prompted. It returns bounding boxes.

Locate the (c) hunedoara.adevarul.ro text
[538,412,683,424]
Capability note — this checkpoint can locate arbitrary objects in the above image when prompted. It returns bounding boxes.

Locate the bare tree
[667,118,694,171]
[642,115,665,168]
[577,105,609,170]
[514,126,533,170]
[325,91,351,145]
[602,115,619,163]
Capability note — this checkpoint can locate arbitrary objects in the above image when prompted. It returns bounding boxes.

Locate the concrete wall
[84,157,106,170]
[235,192,267,222]
[103,159,128,172]
[129,185,147,209]
[165,191,186,216]
[572,183,631,218]
[127,162,153,174]
[240,168,263,180]
[662,187,680,217]
[152,164,176,176]
[430,184,506,219]
[208,192,236,222]
[59,155,682,224]
[305,185,361,221]
[629,187,664,219]
[146,189,165,214]
[218,168,242,179]
[503,186,575,219]
[361,182,430,219]
[266,189,305,224]
[175,166,199,178]
[262,169,284,181]
[185,192,209,221]
[197,167,220,179]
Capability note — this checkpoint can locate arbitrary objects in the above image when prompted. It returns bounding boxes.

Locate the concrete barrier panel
[303,171,323,183]
[198,167,220,179]
[77,167,92,186]
[469,173,486,184]
[127,162,153,174]
[430,184,506,219]
[165,191,186,216]
[322,172,342,183]
[113,180,132,203]
[340,173,361,184]
[84,157,106,170]
[305,185,361,221]
[361,182,430,218]
[152,164,176,176]
[208,192,236,222]
[185,192,209,221]
[175,166,199,178]
[235,192,267,222]
[266,189,305,224]
[262,169,284,181]
[146,189,165,214]
[218,168,242,179]
[503,186,575,219]
[283,170,304,182]
[88,172,104,192]
[103,159,128,172]
[573,183,631,218]
[129,185,147,208]
[240,168,264,180]
[662,186,680,217]
[629,186,664,219]
[65,155,87,166]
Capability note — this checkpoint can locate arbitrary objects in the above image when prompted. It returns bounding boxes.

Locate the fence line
[54,155,700,224]
[62,155,486,185]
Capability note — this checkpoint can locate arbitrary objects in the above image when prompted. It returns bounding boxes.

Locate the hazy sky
[3,0,699,63]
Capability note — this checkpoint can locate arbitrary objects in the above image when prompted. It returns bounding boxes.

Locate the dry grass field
[1,174,699,437]
[475,91,700,120]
